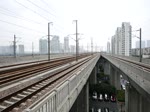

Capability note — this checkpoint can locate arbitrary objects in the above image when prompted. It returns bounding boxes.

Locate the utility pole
[91,37,93,55]
[73,20,78,61]
[48,22,53,61]
[76,20,78,61]
[87,43,88,53]
[139,28,142,62]
[14,35,16,58]
[32,42,34,57]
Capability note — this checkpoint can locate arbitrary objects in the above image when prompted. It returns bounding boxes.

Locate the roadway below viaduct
[101,54,150,112]
[0,53,100,112]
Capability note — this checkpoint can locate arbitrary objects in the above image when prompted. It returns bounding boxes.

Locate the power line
[39,0,56,13]
[0,19,46,34]
[14,0,65,31]
[0,7,43,25]
[0,10,45,26]
[26,0,56,17]
[13,0,66,35]
[14,0,50,21]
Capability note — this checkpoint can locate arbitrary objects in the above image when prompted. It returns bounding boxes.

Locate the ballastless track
[109,55,150,72]
[0,54,93,112]
[0,56,79,86]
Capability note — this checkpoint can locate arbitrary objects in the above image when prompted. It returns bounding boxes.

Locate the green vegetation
[89,83,116,95]
[99,65,104,72]
[89,65,117,96]
[97,72,110,84]
[117,90,125,102]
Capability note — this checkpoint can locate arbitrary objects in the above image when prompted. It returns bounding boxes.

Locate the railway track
[0,57,73,87]
[0,55,88,87]
[0,55,93,112]
[0,56,74,71]
[111,55,150,72]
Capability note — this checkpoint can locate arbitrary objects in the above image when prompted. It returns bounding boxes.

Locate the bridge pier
[110,66,115,86]
[104,61,110,75]
[69,81,89,112]
[89,66,97,84]
[109,65,121,90]
[125,83,150,112]
[114,71,121,90]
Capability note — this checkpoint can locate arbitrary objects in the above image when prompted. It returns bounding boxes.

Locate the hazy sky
[0,0,150,51]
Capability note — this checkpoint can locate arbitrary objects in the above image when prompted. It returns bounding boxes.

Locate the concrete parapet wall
[102,54,150,102]
[25,54,100,112]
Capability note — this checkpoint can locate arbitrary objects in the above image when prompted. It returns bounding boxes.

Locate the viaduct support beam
[69,81,89,112]
[89,66,97,84]
[104,61,110,75]
[115,71,121,90]
[110,65,121,90]
[125,83,150,112]
[110,65,115,86]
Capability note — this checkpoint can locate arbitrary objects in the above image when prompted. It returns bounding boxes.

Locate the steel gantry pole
[139,28,142,62]
[73,20,78,61]
[48,22,53,61]
[76,20,78,61]
[14,34,16,58]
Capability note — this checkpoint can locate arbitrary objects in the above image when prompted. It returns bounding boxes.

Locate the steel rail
[0,56,93,112]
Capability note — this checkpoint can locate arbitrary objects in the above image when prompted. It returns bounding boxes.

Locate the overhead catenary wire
[26,0,56,17]
[14,0,64,30]
[39,0,56,13]
[0,7,44,25]
[26,0,64,30]
[0,10,46,26]
[0,19,46,34]
[14,0,50,21]
[0,0,66,39]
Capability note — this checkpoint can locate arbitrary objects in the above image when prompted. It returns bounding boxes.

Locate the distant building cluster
[107,41,110,53]
[131,47,150,57]
[0,44,24,56]
[135,40,150,48]
[39,35,81,55]
[39,39,48,54]
[108,22,132,56]
[132,40,150,57]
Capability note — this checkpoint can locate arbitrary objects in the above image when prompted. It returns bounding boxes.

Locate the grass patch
[117,90,125,102]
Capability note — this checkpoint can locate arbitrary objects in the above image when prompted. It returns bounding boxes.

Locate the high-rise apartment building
[121,22,132,56]
[51,35,60,53]
[116,27,122,55]
[39,39,48,54]
[111,35,115,55]
[147,40,150,47]
[64,36,69,53]
[111,22,132,56]
[136,41,145,48]
[107,41,110,53]
[70,45,75,54]
[0,46,13,55]
[59,43,64,53]
[18,45,24,55]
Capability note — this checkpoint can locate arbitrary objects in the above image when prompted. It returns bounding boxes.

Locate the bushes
[117,90,125,102]
[97,72,110,85]
[89,83,116,95]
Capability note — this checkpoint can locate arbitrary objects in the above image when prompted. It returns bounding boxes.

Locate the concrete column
[97,63,100,74]
[69,81,89,112]
[89,66,97,84]
[104,61,110,75]
[85,82,89,112]
[114,71,121,90]
[141,95,150,112]
[110,66,115,86]
[126,84,140,112]
[125,84,148,112]
[125,83,129,112]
